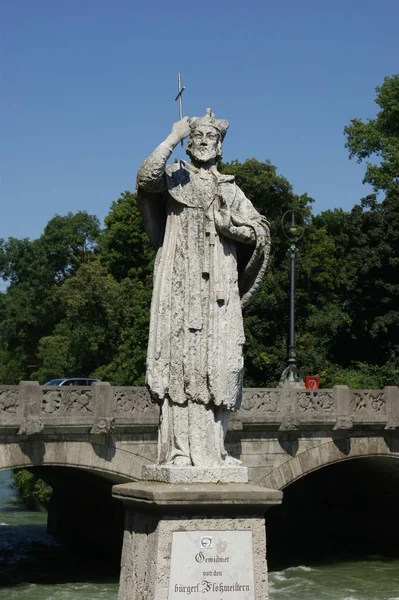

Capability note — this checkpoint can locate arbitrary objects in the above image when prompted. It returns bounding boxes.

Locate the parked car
[43,378,100,386]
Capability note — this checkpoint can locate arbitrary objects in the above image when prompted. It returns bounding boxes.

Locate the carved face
[187,125,221,163]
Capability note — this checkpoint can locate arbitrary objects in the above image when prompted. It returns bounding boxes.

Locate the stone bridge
[1,382,398,490]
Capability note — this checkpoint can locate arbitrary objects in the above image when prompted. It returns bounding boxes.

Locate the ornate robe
[137,153,270,465]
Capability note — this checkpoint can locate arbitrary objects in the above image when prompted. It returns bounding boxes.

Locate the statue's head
[186,108,229,164]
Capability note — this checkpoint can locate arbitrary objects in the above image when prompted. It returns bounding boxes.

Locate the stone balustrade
[0,382,398,437]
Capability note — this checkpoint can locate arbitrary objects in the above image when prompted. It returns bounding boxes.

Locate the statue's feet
[223,455,242,466]
[170,456,192,467]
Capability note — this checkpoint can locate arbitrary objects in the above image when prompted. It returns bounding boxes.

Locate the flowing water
[0,470,118,599]
[269,561,399,600]
[0,469,398,599]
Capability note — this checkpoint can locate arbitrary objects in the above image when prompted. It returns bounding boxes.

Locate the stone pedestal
[112,481,282,600]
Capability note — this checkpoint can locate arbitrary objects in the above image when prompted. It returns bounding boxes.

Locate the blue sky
[1,0,398,244]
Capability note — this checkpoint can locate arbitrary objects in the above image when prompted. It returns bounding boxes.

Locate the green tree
[32,195,154,385]
[344,74,399,195]
[41,211,101,280]
[335,77,399,382]
[0,212,101,286]
[0,212,101,383]
[94,277,151,385]
[96,191,154,384]
[343,194,399,365]
[12,469,53,509]
[100,191,155,282]
[32,258,121,382]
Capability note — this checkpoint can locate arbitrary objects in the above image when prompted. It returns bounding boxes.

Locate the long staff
[174,73,186,147]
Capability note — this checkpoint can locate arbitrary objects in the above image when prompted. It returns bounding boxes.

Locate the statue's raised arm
[137,117,191,192]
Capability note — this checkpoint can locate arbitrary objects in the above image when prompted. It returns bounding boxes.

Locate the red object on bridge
[305,376,320,389]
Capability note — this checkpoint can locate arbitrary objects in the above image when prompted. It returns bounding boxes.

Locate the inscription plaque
[168,530,255,599]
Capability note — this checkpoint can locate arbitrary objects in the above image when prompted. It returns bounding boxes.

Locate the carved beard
[188,146,218,164]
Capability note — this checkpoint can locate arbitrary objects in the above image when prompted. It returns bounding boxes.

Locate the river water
[0,470,398,599]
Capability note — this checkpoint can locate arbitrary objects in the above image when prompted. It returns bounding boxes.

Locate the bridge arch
[259,435,399,490]
[0,439,151,482]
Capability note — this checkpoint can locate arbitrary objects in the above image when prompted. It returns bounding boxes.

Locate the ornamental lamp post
[280,209,306,387]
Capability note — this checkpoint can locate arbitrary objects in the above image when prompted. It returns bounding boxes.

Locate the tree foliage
[12,469,53,509]
[344,74,399,195]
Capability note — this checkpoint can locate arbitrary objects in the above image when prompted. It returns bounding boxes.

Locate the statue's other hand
[214,195,231,232]
[170,117,191,143]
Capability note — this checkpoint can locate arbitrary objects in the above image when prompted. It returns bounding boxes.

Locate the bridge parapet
[0,383,398,436]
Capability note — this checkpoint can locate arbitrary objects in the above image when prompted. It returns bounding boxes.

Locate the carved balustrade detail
[0,386,19,414]
[0,383,398,435]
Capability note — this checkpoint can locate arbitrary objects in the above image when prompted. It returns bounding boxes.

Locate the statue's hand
[214,195,231,232]
[215,197,258,244]
[170,117,191,144]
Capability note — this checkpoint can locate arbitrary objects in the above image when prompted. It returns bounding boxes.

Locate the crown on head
[189,108,229,141]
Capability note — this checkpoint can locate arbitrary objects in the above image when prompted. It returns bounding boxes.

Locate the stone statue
[137,109,270,470]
